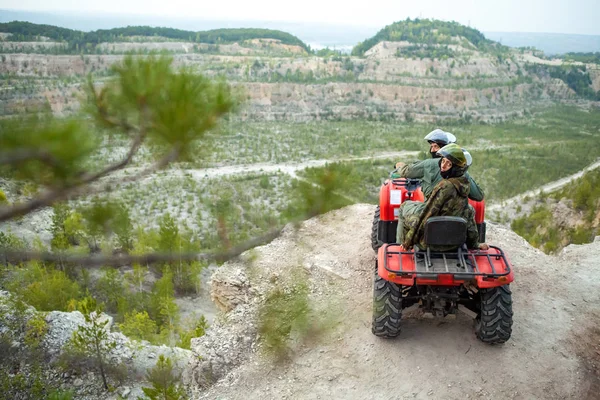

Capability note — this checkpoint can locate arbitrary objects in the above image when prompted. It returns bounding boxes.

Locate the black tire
[372,263,402,338]
[371,206,383,252]
[475,285,513,344]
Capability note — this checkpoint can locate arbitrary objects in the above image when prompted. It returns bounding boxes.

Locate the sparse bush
[113,203,134,251]
[65,296,125,390]
[176,315,208,350]
[150,268,179,346]
[142,355,187,400]
[47,390,75,400]
[119,310,158,343]
[0,231,28,259]
[571,226,594,244]
[158,213,179,253]
[0,295,56,398]
[285,165,354,220]
[51,203,72,251]
[5,262,81,311]
[258,270,310,360]
[94,268,128,316]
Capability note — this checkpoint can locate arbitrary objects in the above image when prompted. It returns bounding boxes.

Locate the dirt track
[194,204,600,400]
[487,158,600,224]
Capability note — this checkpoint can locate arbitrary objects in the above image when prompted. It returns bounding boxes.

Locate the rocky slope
[185,204,600,400]
[2,202,599,399]
[1,39,593,122]
[0,291,192,399]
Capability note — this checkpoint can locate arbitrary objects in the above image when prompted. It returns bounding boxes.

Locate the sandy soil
[194,204,600,400]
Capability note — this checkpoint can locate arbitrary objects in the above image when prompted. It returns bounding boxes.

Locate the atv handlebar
[390,168,420,184]
[391,177,422,192]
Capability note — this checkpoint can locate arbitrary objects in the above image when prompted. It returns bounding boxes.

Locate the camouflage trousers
[396,201,426,243]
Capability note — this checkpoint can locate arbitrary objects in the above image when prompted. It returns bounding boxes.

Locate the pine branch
[0,131,147,223]
[82,145,181,197]
[0,149,61,168]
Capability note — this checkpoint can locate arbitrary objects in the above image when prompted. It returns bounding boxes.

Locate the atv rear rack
[381,244,511,280]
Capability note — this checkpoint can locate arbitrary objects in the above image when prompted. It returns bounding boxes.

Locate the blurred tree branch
[0,53,236,226]
[1,227,283,267]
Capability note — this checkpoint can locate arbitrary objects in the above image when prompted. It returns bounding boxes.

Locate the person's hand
[478,243,489,250]
[395,161,406,169]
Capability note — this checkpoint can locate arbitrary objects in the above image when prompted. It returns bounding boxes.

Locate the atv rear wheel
[475,285,513,344]
[372,263,402,338]
[371,206,383,252]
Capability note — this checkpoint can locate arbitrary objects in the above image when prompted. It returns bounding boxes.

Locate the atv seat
[419,216,469,269]
[423,216,467,247]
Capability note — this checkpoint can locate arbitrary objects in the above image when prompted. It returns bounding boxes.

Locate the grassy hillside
[511,168,600,253]
[0,21,310,53]
[352,18,506,56]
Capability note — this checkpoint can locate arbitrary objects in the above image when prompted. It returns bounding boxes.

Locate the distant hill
[351,18,507,56]
[0,9,374,53]
[0,20,311,53]
[485,31,600,55]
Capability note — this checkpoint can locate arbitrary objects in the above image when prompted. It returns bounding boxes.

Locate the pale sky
[1,0,599,35]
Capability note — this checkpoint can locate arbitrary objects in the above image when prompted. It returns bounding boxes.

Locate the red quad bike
[371,172,514,344]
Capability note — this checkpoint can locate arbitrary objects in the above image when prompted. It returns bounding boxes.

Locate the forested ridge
[0,21,310,53]
[352,18,507,56]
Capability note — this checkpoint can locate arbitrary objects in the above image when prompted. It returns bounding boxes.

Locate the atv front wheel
[372,263,402,338]
[475,285,513,344]
[371,206,383,252]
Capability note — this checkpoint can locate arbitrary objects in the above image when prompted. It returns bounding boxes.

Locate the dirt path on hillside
[189,204,600,400]
[487,158,600,224]
[178,150,419,180]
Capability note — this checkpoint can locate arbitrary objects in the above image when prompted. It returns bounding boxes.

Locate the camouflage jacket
[398,158,485,202]
[402,176,480,250]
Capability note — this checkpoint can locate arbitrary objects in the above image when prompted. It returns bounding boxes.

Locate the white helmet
[462,148,472,167]
[424,129,457,146]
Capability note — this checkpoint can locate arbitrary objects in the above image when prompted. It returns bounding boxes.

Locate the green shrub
[119,310,158,343]
[258,272,310,360]
[113,203,133,251]
[150,269,179,345]
[570,226,594,244]
[285,165,355,220]
[0,296,55,398]
[176,315,209,350]
[47,390,75,400]
[0,231,28,255]
[67,296,125,390]
[94,268,128,316]
[142,355,187,400]
[158,213,179,253]
[172,261,204,295]
[51,203,72,250]
[24,312,48,349]
[5,262,81,311]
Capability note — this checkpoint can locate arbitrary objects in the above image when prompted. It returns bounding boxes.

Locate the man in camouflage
[400,143,488,251]
[395,129,484,202]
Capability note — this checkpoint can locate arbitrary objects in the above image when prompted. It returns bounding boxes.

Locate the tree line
[0,21,311,54]
[560,52,600,64]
